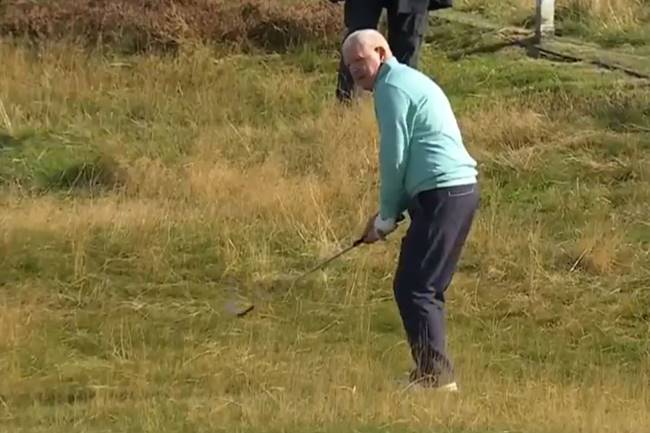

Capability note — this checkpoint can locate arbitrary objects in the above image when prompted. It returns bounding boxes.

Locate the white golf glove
[373,214,398,239]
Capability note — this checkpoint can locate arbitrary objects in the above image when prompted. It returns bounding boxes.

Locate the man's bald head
[342,29,392,64]
[341,29,393,91]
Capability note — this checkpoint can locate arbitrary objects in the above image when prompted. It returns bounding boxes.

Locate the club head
[223,284,255,318]
[224,299,255,317]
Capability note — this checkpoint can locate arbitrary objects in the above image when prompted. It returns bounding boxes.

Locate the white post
[535,0,555,42]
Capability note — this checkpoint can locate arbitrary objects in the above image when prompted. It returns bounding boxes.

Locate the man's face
[344,43,383,91]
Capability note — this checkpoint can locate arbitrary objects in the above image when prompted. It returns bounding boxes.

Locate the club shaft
[296,239,362,281]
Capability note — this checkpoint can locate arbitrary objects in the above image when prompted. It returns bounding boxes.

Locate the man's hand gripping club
[360,212,406,244]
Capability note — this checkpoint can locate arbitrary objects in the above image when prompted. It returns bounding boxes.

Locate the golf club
[224,238,364,318]
[228,214,406,318]
[292,237,365,284]
[292,213,405,284]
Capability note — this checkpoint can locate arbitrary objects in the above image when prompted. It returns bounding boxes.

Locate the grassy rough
[2,0,648,53]
[0,0,343,53]
[0,10,649,433]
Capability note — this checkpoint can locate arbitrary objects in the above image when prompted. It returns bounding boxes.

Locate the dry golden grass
[0,23,649,433]
[559,0,646,26]
[0,0,343,53]
[1,0,646,55]
[458,0,649,42]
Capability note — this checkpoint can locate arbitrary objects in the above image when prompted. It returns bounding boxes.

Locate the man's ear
[375,46,386,60]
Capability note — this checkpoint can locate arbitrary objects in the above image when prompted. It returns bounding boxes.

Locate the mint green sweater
[374,57,478,221]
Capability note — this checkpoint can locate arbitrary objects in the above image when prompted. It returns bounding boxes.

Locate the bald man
[345,29,479,391]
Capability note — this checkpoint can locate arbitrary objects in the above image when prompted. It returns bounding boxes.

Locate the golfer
[344,29,479,390]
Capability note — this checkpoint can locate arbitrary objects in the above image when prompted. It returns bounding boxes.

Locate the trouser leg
[385,2,429,69]
[393,184,479,384]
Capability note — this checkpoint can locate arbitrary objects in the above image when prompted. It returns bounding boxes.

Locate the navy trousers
[393,183,479,383]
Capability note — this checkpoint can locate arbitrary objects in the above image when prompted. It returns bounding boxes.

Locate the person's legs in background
[385,1,429,69]
[335,0,384,102]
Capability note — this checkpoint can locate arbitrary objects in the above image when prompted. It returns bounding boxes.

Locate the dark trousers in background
[393,183,479,383]
[336,0,429,102]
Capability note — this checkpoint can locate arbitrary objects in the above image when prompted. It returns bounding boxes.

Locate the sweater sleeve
[375,84,411,220]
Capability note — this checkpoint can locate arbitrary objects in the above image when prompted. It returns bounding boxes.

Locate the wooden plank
[536,39,650,79]
[435,10,502,32]
[434,9,650,80]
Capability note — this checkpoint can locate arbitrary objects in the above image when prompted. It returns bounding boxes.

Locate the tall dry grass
[559,0,646,25]
[459,0,649,36]
[0,31,649,433]
[0,0,343,53]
